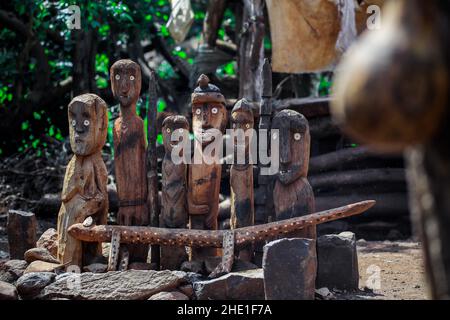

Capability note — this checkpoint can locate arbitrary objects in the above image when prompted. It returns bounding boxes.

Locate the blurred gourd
[332,0,448,152]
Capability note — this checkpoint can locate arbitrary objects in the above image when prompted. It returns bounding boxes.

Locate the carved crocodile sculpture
[69,200,375,277]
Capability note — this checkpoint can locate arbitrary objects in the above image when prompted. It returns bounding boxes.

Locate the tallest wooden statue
[111,59,149,263]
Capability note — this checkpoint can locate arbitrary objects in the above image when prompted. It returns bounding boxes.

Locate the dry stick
[69,200,375,248]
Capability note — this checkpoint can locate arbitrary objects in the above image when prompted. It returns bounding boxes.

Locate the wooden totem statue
[188,74,228,260]
[57,93,108,267]
[160,115,189,269]
[230,98,255,262]
[110,59,148,263]
[272,109,316,239]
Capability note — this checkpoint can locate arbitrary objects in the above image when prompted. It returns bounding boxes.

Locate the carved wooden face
[110,60,142,108]
[231,109,254,157]
[192,102,227,147]
[272,110,310,184]
[68,94,107,156]
[162,116,189,154]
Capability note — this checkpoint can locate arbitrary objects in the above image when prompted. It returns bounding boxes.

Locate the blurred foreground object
[266,0,385,73]
[331,0,449,299]
[166,0,194,43]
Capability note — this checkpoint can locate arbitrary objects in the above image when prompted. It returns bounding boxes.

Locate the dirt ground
[332,240,428,300]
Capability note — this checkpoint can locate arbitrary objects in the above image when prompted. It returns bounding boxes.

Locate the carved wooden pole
[160,115,190,270]
[239,0,265,101]
[57,93,108,268]
[7,210,37,259]
[147,69,160,268]
[111,59,149,264]
[188,74,228,261]
[230,99,255,262]
[272,109,316,239]
[69,201,375,246]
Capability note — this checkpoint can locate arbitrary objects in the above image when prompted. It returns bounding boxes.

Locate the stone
[41,270,187,300]
[148,291,189,300]
[316,232,359,291]
[16,272,55,299]
[193,269,264,300]
[181,260,204,274]
[83,263,108,273]
[36,228,58,257]
[178,284,194,298]
[0,281,18,300]
[0,259,28,283]
[204,256,259,274]
[24,261,64,274]
[7,210,37,259]
[263,238,317,300]
[315,287,335,300]
[24,247,60,264]
[0,250,9,260]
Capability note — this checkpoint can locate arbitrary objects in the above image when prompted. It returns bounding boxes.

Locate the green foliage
[318,74,333,97]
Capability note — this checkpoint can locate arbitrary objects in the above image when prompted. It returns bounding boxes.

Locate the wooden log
[7,210,37,259]
[309,146,393,174]
[273,97,331,118]
[315,194,408,218]
[309,168,406,189]
[68,200,375,248]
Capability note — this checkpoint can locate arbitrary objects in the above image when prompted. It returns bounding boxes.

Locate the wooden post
[7,210,37,259]
[111,59,149,263]
[272,110,316,239]
[147,69,160,268]
[160,115,189,270]
[56,93,109,268]
[230,99,255,262]
[188,75,228,260]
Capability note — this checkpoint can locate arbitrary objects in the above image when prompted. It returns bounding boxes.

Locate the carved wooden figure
[57,93,108,267]
[188,74,228,260]
[160,115,190,269]
[111,59,148,263]
[272,109,316,239]
[230,99,255,262]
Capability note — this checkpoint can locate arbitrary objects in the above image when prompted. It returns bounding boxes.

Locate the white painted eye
[294,133,301,141]
[195,109,201,115]
[245,123,250,129]
[272,133,277,140]
[166,128,171,133]
[115,74,120,80]
[130,75,135,81]
[84,120,90,126]
[71,120,76,127]
[211,107,218,114]
[178,128,184,133]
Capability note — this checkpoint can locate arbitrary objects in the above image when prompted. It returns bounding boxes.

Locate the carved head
[68,93,108,156]
[231,98,254,157]
[110,59,142,108]
[191,74,227,147]
[162,115,189,154]
[272,109,310,184]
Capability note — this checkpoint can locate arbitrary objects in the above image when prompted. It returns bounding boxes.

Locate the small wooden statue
[230,99,255,262]
[57,93,108,267]
[188,74,228,260]
[110,59,149,263]
[160,115,189,269]
[272,109,316,239]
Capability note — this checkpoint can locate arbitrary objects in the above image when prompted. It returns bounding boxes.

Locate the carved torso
[113,114,148,226]
[230,164,254,229]
[161,156,187,228]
